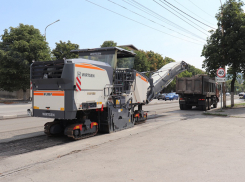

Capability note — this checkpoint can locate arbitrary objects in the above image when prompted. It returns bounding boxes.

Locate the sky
[0,0,229,70]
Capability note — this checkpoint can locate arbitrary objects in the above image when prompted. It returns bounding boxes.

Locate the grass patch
[226,102,245,108]
[215,110,225,112]
[203,112,228,117]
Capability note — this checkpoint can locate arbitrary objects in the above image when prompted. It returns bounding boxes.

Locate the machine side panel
[134,73,148,103]
[74,63,113,110]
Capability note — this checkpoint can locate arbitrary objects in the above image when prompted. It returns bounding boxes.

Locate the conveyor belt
[147,61,188,102]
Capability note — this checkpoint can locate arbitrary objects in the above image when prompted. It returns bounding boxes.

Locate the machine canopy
[70,47,136,69]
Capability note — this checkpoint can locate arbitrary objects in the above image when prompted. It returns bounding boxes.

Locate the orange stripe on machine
[34,91,64,96]
[136,73,148,83]
[75,63,105,71]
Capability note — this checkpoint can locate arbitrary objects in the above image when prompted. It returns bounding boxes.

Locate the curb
[0,114,30,120]
[0,100,31,104]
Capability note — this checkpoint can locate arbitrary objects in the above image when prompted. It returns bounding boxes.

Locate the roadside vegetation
[226,102,245,108]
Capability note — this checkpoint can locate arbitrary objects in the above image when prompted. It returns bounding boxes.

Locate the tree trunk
[231,92,234,107]
[231,75,236,107]
[23,89,27,101]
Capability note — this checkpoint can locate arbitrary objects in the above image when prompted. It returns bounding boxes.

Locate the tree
[133,50,149,73]
[52,40,79,60]
[101,40,117,47]
[146,51,165,71]
[202,0,245,107]
[164,57,175,64]
[188,65,205,76]
[0,24,50,98]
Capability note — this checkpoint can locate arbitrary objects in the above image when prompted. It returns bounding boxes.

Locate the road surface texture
[0,96,245,182]
[0,102,31,116]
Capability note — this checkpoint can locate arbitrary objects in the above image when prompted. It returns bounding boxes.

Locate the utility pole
[220,0,226,108]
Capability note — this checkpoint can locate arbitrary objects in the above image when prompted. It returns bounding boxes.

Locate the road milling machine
[29,47,188,140]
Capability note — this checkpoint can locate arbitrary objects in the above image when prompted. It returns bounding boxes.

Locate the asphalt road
[0,102,31,116]
[0,96,245,182]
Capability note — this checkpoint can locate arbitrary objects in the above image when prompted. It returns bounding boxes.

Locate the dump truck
[176,75,219,111]
[28,47,188,140]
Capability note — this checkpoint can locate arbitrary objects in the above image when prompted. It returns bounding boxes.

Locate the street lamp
[44,19,60,41]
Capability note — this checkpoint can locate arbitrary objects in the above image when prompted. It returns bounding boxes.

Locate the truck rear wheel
[213,103,217,108]
[207,99,211,110]
[186,105,192,110]
[180,104,185,110]
[201,105,207,111]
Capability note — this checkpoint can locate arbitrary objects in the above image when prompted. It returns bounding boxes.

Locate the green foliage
[133,50,150,73]
[178,70,193,78]
[164,57,175,64]
[0,24,50,92]
[52,40,79,60]
[226,78,245,93]
[188,65,205,76]
[202,0,245,95]
[146,51,166,71]
[100,41,117,47]
[0,50,30,92]
[133,50,175,73]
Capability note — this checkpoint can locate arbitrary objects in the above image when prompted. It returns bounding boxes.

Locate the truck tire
[213,103,217,108]
[180,104,185,110]
[201,105,207,111]
[186,105,192,110]
[207,99,211,110]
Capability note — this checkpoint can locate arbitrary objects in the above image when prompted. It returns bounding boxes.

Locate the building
[118,44,138,51]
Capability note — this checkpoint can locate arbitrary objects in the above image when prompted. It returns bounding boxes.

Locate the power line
[188,0,214,18]
[108,0,204,43]
[124,0,185,31]
[158,0,211,32]
[173,0,216,27]
[155,0,209,36]
[85,0,203,45]
[162,0,215,29]
[123,0,205,40]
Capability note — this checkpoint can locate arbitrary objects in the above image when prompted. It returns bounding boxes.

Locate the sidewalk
[0,102,31,120]
[206,105,245,118]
